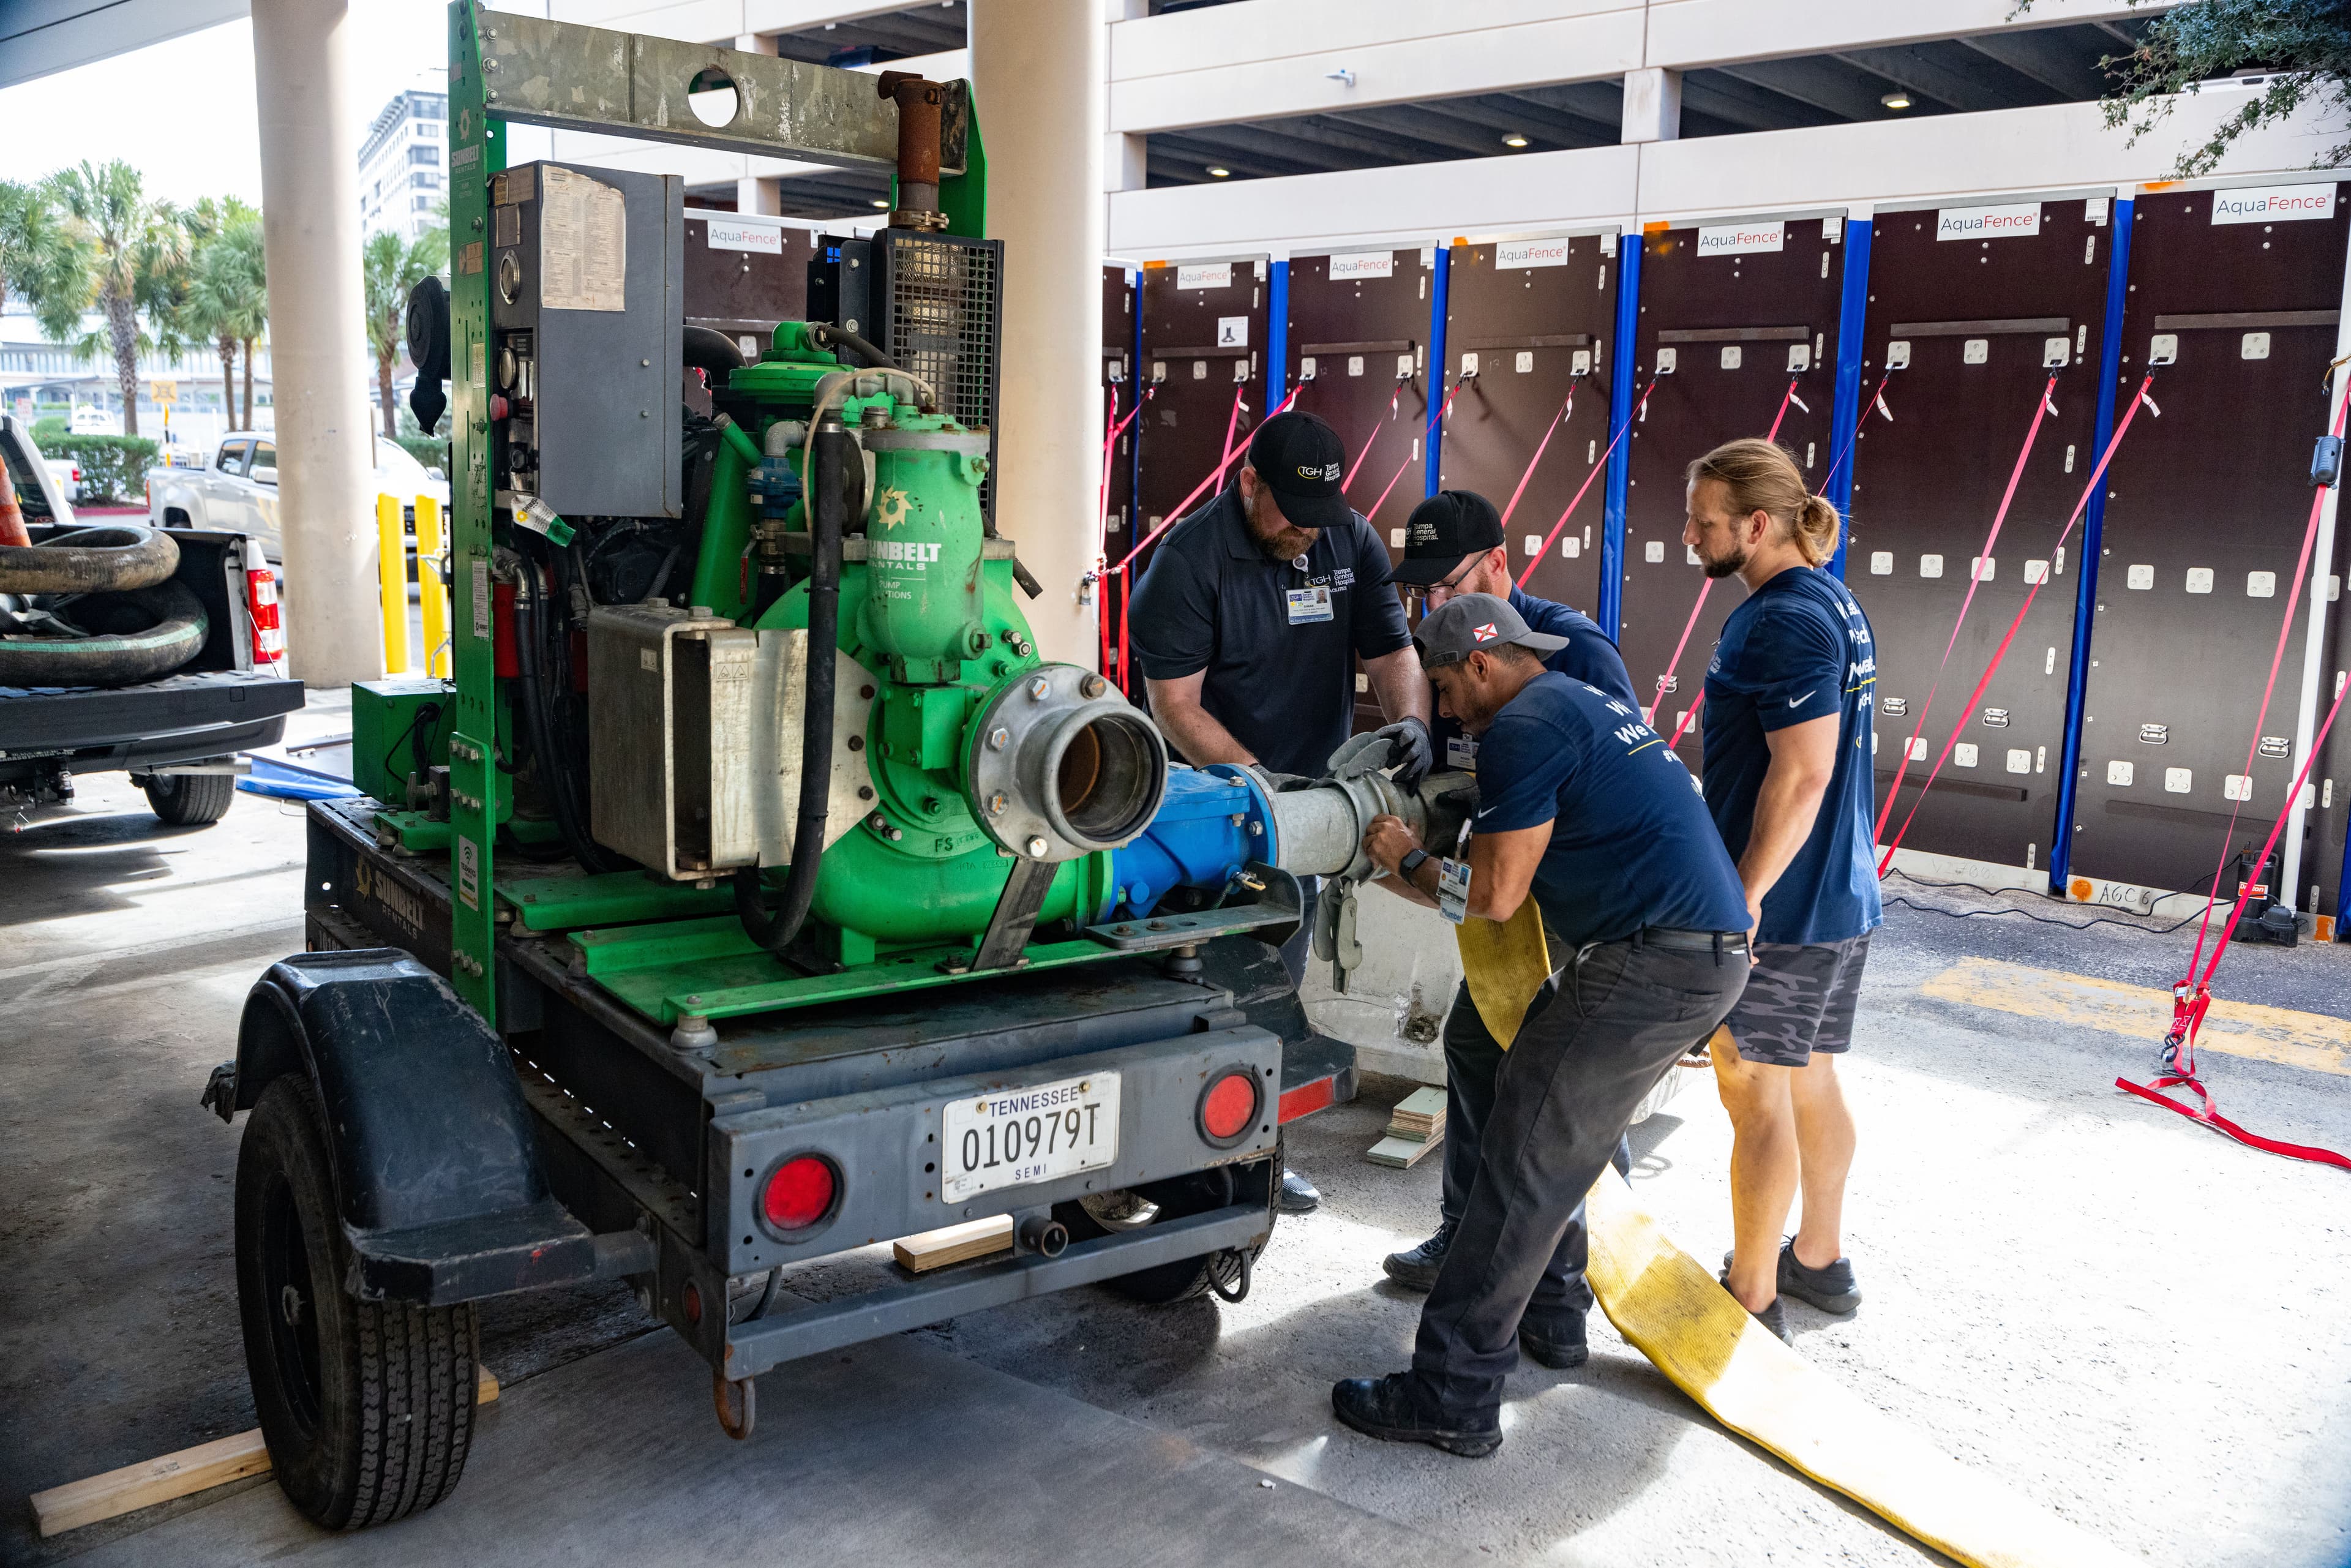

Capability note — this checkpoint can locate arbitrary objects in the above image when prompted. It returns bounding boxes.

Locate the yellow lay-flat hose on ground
[1583,1174,2142,1568]
[1450,909,2138,1567]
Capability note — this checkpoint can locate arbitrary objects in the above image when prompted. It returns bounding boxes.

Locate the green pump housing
[685,324,1166,972]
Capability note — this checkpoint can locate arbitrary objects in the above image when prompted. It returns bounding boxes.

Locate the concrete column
[250,0,379,689]
[970,0,1106,669]
[1105,130,1148,193]
[1622,67,1682,144]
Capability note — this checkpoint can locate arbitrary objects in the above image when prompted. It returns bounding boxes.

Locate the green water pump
[588,323,1169,974]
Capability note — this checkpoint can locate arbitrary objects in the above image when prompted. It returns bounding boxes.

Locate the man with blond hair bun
[1682,437,1880,1343]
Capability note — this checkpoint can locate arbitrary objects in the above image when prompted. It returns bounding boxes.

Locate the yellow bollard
[414,493,449,677]
[375,493,410,675]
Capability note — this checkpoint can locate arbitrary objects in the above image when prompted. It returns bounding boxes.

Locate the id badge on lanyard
[1437,818,1472,925]
[1286,584,1333,624]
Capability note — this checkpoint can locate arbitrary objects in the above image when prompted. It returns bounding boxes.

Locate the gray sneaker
[1382,1220,1454,1291]
[1719,1269,1790,1343]
[1775,1239,1861,1315]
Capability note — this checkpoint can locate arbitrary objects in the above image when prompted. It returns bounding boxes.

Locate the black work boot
[1278,1168,1321,1214]
[1330,1372,1501,1458]
[1381,1218,1454,1291]
[1518,1307,1588,1370]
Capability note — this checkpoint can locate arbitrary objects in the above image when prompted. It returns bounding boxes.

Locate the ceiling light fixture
[1880,90,1911,110]
[871,198,891,208]
[1206,165,1231,178]
[1501,133,1529,148]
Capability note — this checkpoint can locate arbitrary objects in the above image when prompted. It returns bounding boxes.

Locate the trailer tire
[143,766,236,825]
[1055,1160,1276,1307]
[236,1075,480,1529]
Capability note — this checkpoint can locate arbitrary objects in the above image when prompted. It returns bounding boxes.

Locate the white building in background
[0,303,273,452]
[359,80,448,244]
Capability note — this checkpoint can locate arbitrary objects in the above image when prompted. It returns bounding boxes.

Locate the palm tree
[0,179,69,317]
[180,198,262,430]
[362,227,449,440]
[43,160,186,437]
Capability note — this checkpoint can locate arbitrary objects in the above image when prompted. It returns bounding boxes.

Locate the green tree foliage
[2022,0,2351,178]
[41,161,189,438]
[362,227,449,440]
[0,179,70,316]
[181,200,269,430]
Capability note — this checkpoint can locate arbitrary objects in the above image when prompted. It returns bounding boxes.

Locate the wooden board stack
[1367,1086,1447,1168]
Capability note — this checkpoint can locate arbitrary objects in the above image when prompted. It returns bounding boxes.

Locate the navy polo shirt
[1430,585,1637,770]
[1130,483,1412,779]
[1700,566,1883,945]
[1474,671,1752,948]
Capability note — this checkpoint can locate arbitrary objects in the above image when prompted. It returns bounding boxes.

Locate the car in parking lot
[146,431,449,566]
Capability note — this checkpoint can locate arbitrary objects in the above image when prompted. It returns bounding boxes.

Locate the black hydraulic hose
[683,324,746,377]
[0,579,207,686]
[512,539,615,874]
[808,321,897,370]
[736,415,850,956]
[0,524,178,595]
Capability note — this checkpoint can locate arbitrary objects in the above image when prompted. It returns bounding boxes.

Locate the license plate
[941,1072,1120,1201]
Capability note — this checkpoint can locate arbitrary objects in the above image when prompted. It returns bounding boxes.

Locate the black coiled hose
[735,415,853,958]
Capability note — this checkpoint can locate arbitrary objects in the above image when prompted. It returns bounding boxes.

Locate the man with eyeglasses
[1374,490,1640,1371]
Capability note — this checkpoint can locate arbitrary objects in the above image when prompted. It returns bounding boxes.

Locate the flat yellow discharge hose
[1582,1174,2142,1568]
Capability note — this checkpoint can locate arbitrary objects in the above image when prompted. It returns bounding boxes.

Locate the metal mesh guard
[883,233,997,433]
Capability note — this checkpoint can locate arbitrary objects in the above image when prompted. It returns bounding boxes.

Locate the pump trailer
[200,2,1471,1529]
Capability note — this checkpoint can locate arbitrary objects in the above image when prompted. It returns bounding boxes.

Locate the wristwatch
[1397,847,1431,880]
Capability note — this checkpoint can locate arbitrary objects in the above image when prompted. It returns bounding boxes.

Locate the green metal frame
[440,1,989,1024]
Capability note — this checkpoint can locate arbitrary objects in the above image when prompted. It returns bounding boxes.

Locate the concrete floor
[6,706,2351,1566]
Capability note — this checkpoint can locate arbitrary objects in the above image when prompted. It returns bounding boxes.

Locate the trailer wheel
[1055,1161,1276,1307]
[143,767,236,825]
[236,1075,479,1529]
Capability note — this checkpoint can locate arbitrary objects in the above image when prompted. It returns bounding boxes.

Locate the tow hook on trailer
[714,1370,756,1441]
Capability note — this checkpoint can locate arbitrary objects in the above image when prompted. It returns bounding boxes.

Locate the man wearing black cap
[1333,592,1749,1458]
[1376,492,1644,1348]
[1131,411,1432,1216]
[1131,410,1433,1215]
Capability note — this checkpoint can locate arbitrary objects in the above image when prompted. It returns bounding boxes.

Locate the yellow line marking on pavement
[1919,957,2351,1078]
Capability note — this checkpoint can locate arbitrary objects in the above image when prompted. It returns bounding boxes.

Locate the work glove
[1373,715,1434,789]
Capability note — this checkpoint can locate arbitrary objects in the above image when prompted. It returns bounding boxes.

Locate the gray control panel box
[489,160,683,518]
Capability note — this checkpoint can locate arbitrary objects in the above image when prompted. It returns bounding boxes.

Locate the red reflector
[1201,1073,1258,1141]
[762,1155,836,1231]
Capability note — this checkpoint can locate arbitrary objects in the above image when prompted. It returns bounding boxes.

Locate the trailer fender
[216,948,599,1305]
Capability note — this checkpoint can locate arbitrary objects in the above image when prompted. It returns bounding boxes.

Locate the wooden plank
[2151,309,2339,332]
[31,1369,500,1538]
[1886,316,2069,338]
[1367,1132,1444,1169]
[893,1214,1014,1274]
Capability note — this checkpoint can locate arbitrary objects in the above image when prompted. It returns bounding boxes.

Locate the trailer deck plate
[571,914,1131,1024]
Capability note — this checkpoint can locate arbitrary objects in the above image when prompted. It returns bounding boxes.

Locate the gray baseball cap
[1414,591,1570,670]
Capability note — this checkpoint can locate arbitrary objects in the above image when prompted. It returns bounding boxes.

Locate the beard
[1698,540,1749,580]
[1242,487,1319,563]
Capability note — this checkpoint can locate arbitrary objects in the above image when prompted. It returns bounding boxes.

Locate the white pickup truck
[146,431,450,565]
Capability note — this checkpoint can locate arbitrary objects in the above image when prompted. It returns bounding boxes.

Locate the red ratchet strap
[1515,378,1660,590]
[2183,382,2351,978]
[1343,383,1405,493]
[1764,377,1805,444]
[1651,376,1810,744]
[1498,384,1577,528]
[2114,383,2351,1171]
[1872,373,2061,846]
[1106,382,1281,578]
[1362,381,1464,525]
[2120,663,2351,1170]
[1817,365,1899,498]
[1875,374,2158,874]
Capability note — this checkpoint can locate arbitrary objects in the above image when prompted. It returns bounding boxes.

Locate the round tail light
[1199,1070,1261,1146]
[762,1155,838,1231]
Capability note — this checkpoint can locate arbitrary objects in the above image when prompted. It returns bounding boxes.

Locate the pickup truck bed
[1,516,303,818]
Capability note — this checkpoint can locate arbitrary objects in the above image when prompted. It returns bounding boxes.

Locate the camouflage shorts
[1723,933,1872,1067]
